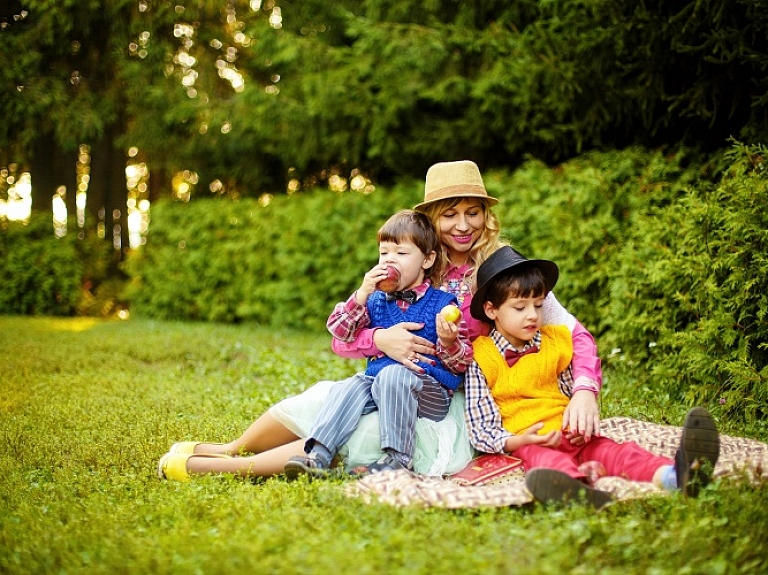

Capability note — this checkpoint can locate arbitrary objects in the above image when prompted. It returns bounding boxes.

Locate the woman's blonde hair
[419,197,506,290]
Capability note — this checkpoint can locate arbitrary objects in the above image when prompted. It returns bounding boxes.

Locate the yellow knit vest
[474,325,573,435]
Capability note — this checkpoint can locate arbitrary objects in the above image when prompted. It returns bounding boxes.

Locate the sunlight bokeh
[125,148,151,248]
[1,171,32,222]
[1,144,151,250]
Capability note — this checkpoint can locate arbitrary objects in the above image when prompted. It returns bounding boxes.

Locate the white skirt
[268,376,474,476]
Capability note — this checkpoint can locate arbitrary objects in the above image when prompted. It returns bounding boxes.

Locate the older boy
[464,246,720,507]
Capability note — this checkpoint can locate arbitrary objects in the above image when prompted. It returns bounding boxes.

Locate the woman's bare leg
[194,413,302,455]
[186,440,307,478]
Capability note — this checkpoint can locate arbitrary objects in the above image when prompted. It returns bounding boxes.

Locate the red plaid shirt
[327,280,473,373]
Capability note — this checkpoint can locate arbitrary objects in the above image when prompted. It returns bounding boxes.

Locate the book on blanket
[450,453,524,486]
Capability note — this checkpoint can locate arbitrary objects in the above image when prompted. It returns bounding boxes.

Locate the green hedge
[491,142,767,421]
[0,217,112,316]
[123,183,420,329]
[115,142,768,421]
[4,144,764,418]
[492,147,707,340]
[609,143,768,421]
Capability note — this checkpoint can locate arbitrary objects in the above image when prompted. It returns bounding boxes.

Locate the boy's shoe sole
[353,452,413,477]
[525,468,614,509]
[284,456,330,481]
[675,407,720,497]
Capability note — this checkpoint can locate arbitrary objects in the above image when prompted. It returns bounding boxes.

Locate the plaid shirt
[464,328,575,454]
[326,280,473,373]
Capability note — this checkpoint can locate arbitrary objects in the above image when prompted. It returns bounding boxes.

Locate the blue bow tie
[385,290,418,304]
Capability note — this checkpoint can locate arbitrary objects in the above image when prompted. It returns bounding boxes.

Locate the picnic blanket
[345,417,768,508]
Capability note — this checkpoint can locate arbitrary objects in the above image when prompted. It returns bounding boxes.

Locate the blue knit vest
[365,288,464,390]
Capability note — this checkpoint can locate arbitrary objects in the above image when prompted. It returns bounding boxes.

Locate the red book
[450,453,525,486]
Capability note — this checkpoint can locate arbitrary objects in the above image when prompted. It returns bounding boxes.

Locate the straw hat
[413,160,499,211]
[470,246,559,323]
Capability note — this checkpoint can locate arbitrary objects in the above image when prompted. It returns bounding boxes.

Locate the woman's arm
[330,327,380,359]
[542,292,601,391]
[331,324,437,369]
[570,321,602,392]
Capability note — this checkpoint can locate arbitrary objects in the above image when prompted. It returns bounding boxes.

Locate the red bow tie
[504,346,539,367]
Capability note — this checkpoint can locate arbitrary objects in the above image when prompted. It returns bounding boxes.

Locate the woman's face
[437,199,485,261]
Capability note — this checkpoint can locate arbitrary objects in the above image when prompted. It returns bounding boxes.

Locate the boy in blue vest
[285,210,473,478]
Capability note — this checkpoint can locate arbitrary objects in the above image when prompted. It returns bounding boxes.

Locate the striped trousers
[305,364,452,460]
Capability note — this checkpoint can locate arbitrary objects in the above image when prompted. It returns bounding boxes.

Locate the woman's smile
[437,199,485,259]
[452,234,474,245]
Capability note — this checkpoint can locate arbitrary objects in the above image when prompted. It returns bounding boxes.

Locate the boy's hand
[522,424,562,449]
[505,422,561,452]
[564,430,586,446]
[355,264,391,305]
[435,313,458,348]
[562,390,600,442]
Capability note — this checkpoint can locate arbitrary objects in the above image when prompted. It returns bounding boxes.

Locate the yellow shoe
[168,441,226,455]
[157,453,231,482]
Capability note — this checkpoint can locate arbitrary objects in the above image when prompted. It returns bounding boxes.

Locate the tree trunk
[88,122,127,263]
[30,136,78,217]
[149,165,172,202]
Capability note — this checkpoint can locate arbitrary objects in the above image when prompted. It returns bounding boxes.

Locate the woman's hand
[373,322,436,372]
[562,390,600,442]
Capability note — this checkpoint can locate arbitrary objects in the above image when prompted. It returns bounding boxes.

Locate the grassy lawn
[1,316,766,574]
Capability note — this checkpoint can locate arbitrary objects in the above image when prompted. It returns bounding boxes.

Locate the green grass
[1,316,766,574]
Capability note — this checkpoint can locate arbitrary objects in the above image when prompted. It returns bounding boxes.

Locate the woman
[158,161,601,481]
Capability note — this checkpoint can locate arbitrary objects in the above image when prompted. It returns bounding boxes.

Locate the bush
[490,142,767,421]
[609,142,768,421]
[123,183,419,329]
[490,146,706,339]
[124,143,768,420]
[0,216,115,316]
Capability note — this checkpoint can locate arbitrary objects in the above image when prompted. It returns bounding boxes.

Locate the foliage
[3,1,768,198]
[122,143,768,420]
[492,146,707,339]
[217,0,768,187]
[490,142,768,421]
[1,316,766,574]
[123,183,419,328]
[0,216,99,315]
[608,142,768,421]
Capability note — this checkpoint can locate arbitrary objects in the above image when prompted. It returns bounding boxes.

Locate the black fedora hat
[470,246,559,322]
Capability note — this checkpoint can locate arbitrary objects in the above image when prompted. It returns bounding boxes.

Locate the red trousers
[515,436,674,483]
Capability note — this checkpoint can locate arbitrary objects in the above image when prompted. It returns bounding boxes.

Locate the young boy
[464,246,721,508]
[285,210,473,478]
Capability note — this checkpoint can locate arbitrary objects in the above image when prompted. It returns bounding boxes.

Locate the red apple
[377,266,401,292]
[440,304,461,323]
